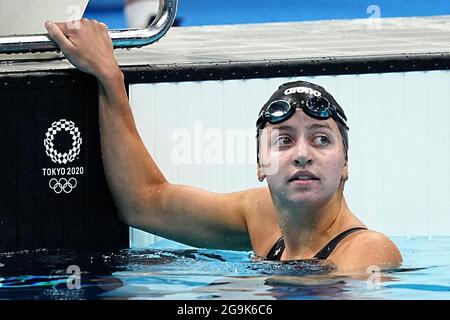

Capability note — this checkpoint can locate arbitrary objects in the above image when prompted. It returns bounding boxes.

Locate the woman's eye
[274,136,292,146]
[313,136,329,146]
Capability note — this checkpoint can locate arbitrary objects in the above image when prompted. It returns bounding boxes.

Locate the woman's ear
[342,160,349,182]
[257,161,266,182]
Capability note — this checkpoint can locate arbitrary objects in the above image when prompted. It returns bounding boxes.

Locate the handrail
[0,0,178,54]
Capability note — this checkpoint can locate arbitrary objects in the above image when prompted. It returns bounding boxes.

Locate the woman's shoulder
[240,187,281,256]
[329,229,403,272]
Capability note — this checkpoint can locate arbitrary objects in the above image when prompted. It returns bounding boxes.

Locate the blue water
[0,237,449,300]
[85,0,450,28]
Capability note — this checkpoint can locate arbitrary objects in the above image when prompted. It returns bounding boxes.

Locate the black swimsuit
[266,227,367,261]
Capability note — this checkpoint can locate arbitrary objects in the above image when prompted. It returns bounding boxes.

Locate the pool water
[0,237,449,300]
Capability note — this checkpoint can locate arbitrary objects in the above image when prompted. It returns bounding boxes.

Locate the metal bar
[0,0,178,54]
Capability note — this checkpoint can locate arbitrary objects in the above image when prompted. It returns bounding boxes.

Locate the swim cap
[256,80,348,130]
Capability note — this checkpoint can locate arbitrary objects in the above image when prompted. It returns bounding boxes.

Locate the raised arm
[44,19,257,250]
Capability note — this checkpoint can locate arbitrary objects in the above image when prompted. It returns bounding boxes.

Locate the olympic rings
[49,177,78,194]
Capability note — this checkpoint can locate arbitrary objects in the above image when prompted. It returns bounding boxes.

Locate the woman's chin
[285,192,322,207]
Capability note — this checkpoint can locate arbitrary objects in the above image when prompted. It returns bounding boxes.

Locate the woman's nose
[292,142,313,167]
[294,155,313,167]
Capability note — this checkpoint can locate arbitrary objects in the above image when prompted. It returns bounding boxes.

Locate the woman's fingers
[45,20,76,53]
[44,18,117,79]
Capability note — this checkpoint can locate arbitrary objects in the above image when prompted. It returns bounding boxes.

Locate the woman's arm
[44,19,258,250]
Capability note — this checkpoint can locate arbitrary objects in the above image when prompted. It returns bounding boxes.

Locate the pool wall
[0,71,129,252]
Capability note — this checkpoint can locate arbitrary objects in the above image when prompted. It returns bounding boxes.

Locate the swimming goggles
[256,96,349,131]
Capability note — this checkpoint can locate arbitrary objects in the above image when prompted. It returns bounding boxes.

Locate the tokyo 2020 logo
[44,119,82,165]
[43,119,83,194]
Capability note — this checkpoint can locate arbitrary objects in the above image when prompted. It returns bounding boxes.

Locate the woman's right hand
[45,19,121,83]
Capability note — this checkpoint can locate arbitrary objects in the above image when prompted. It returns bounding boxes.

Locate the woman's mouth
[288,170,320,185]
[290,179,317,185]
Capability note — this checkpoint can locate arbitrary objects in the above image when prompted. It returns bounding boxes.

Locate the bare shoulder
[331,230,403,272]
[240,187,281,256]
[241,187,273,210]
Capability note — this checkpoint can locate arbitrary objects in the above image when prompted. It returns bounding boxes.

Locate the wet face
[257,109,348,208]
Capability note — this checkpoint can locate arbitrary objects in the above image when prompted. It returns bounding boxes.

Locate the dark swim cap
[256,80,349,161]
[256,80,348,131]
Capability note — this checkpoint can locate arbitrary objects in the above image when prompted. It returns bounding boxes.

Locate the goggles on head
[256,95,349,131]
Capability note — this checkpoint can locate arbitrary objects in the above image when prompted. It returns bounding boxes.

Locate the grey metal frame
[0,0,178,54]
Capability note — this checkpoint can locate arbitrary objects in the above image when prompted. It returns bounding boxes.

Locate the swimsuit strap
[265,227,367,261]
[313,227,367,260]
[265,236,285,261]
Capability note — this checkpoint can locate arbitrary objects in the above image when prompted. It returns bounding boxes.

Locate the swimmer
[44,19,402,274]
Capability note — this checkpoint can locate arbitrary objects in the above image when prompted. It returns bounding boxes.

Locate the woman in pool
[45,19,402,272]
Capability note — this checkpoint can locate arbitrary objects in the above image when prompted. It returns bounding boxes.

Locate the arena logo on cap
[42,119,84,195]
[284,87,322,97]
